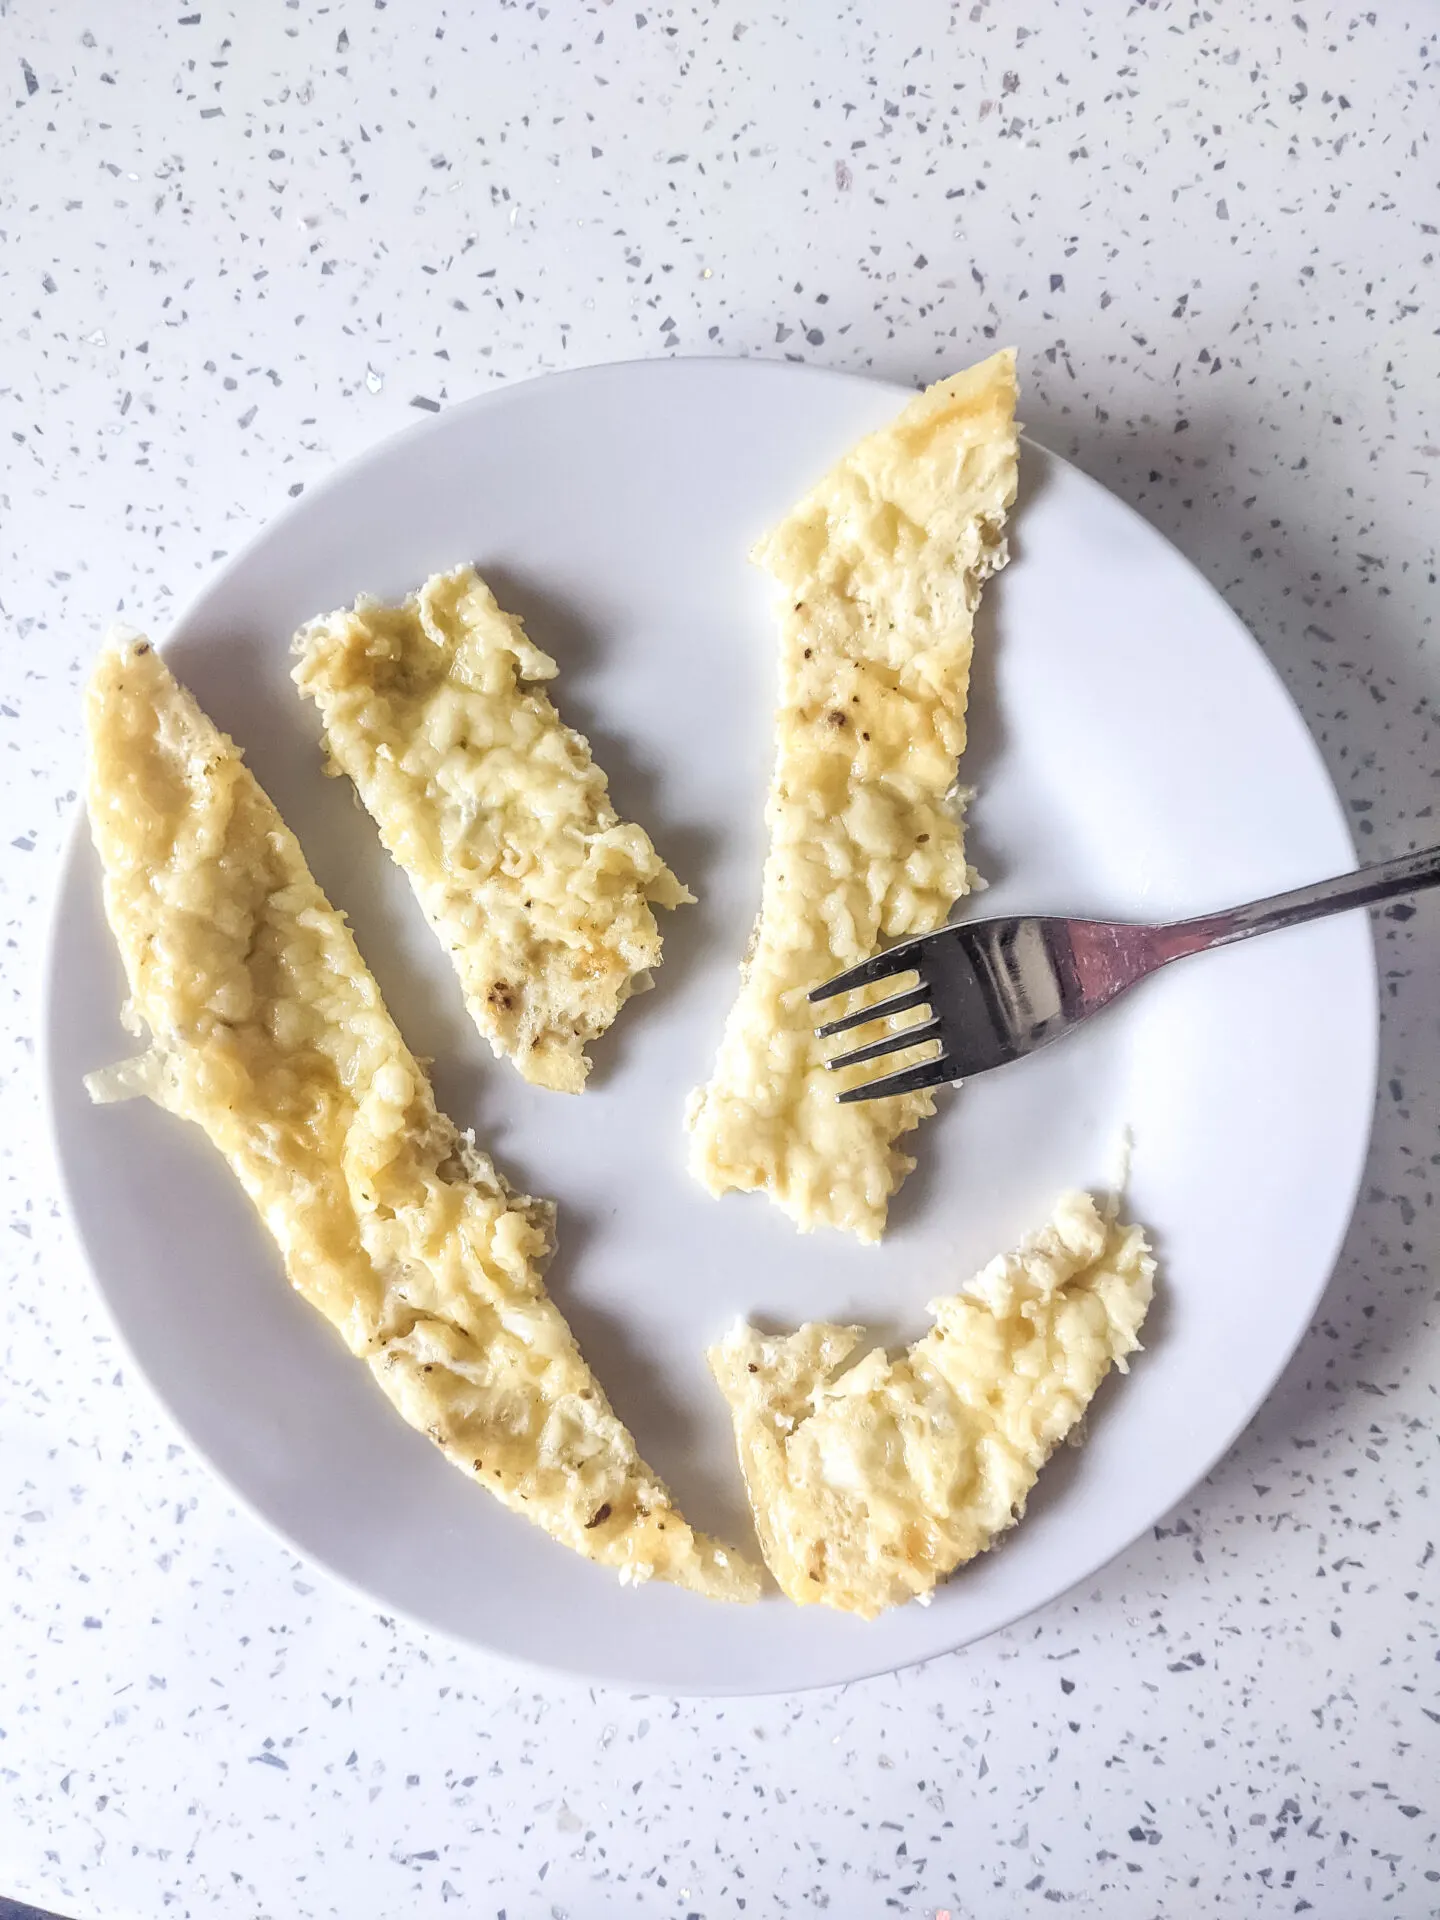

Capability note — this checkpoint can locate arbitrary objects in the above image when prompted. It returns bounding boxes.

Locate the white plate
[44,359,1378,1695]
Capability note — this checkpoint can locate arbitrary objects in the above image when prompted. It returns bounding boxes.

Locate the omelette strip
[709,1192,1154,1618]
[687,352,1020,1241]
[292,567,691,1094]
[85,637,758,1603]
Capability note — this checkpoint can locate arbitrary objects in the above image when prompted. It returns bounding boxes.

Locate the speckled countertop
[2,5,1437,1916]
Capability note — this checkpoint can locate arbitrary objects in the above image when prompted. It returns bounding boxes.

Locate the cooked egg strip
[686,352,1020,1241]
[85,636,758,1603]
[709,1191,1154,1618]
[293,567,692,1094]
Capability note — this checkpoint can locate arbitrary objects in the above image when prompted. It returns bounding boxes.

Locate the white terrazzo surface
[2,4,1438,1915]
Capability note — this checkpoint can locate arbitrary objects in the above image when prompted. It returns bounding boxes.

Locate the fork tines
[812,980,929,1041]
[809,951,953,1104]
[805,943,925,1004]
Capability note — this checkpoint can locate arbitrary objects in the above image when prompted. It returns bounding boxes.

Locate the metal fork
[810,844,1440,1103]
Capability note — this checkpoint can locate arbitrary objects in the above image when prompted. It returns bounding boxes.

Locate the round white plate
[44,359,1378,1695]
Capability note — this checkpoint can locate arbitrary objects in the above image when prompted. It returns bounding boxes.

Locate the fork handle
[1166,842,1440,957]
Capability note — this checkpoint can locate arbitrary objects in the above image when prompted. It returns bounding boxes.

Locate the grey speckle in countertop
[1,4,1437,1917]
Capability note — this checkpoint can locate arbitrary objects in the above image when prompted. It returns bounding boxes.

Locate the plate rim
[40,354,1380,1696]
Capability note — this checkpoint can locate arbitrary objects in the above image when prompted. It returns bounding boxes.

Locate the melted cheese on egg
[293,567,691,1094]
[708,1192,1154,1619]
[686,352,1020,1240]
[85,636,758,1603]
